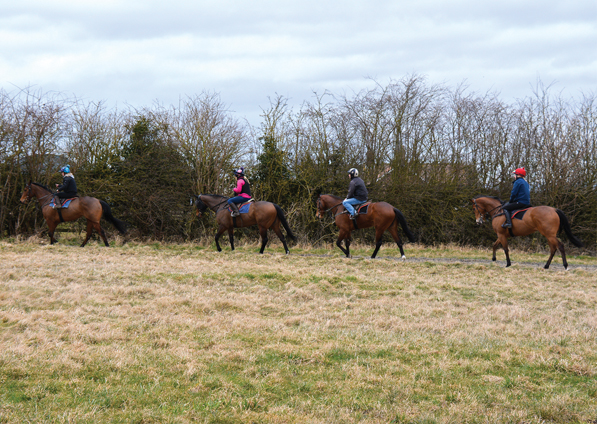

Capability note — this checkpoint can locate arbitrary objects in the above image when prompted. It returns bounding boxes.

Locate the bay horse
[316,194,416,259]
[20,182,127,246]
[194,194,295,254]
[471,195,584,269]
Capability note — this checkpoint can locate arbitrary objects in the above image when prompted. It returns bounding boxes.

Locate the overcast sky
[1,0,596,126]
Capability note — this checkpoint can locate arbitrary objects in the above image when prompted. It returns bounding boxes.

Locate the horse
[193,194,296,254]
[20,182,127,247]
[316,194,416,259]
[471,195,584,269]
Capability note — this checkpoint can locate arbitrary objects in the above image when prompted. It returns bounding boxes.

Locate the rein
[318,197,343,215]
[473,199,503,219]
[200,195,229,213]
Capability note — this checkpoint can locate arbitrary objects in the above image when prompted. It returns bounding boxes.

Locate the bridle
[23,183,54,207]
[317,196,343,217]
[197,194,229,214]
[472,198,503,222]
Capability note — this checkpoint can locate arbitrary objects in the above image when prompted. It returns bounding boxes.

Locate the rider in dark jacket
[342,168,368,219]
[502,167,531,228]
[54,165,78,208]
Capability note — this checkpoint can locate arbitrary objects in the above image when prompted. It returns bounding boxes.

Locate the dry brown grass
[1,238,596,423]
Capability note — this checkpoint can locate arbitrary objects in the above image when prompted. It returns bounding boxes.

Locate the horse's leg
[558,240,568,270]
[371,227,386,259]
[272,221,289,254]
[214,225,227,252]
[90,221,109,246]
[498,235,511,267]
[491,239,501,262]
[47,221,58,245]
[228,227,235,251]
[80,220,93,247]
[388,225,406,259]
[543,236,560,270]
[336,229,351,258]
[258,226,269,254]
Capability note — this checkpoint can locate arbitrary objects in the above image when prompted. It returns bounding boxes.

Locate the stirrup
[231,211,240,217]
[502,222,512,228]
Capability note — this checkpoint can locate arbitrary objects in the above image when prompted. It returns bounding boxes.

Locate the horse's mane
[321,193,342,200]
[473,194,504,203]
[32,182,52,192]
[202,194,228,199]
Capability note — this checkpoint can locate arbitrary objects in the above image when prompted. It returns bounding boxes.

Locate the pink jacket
[233,178,251,198]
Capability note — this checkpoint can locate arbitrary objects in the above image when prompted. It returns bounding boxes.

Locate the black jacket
[347,177,368,201]
[57,176,77,196]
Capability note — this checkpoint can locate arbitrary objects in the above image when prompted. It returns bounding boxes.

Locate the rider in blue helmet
[54,164,78,208]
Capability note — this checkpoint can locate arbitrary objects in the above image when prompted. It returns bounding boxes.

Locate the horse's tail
[556,209,584,247]
[393,208,416,242]
[100,200,128,234]
[273,204,296,240]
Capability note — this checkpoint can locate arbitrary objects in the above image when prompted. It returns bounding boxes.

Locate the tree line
[1,76,595,249]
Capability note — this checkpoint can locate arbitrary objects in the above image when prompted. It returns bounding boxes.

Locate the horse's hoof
[401,255,406,260]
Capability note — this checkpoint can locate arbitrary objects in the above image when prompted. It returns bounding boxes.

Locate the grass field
[1,236,596,423]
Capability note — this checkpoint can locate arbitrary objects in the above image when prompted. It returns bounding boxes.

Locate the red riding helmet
[513,167,526,177]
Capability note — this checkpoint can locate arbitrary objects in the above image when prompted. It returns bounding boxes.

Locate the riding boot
[230,202,240,217]
[502,210,512,228]
[53,196,62,209]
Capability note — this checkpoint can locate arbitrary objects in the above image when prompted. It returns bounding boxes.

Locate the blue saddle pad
[50,198,75,208]
[228,202,251,214]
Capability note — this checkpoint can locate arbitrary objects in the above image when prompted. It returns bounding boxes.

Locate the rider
[502,167,531,228]
[54,164,78,208]
[227,167,251,217]
[342,168,368,219]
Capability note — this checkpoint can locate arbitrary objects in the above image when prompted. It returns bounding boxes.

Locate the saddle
[51,197,77,209]
[227,199,254,215]
[511,207,532,220]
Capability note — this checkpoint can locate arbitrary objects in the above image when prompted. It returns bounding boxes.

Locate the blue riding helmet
[60,165,71,173]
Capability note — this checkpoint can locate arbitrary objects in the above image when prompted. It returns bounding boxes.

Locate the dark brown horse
[194,194,295,254]
[471,195,583,269]
[316,194,416,259]
[20,182,127,246]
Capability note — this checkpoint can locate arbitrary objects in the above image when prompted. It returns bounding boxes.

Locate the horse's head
[194,195,208,218]
[471,198,485,225]
[315,195,325,219]
[471,196,503,225]
[20,181,33,204]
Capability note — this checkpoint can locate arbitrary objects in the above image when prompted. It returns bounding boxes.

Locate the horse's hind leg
[543,237,560,270]
[387,225,406,259]
[81,221,93,247]
[48,221,58,245]
[558,240,568,270]
[258,226,269,254]
[272,221,290,254]
[93,222,110,247]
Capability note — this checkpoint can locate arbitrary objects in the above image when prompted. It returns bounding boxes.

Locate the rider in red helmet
[502,167,531,228]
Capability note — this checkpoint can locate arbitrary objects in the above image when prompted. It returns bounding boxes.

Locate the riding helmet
[513,167,526,177]
[60,165,71,174]
[348,168,359,177]
[234,167,245,177]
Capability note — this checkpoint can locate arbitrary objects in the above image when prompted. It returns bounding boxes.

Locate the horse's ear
[469,199,475,203]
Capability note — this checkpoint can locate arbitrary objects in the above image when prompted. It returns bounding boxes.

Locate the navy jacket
[509,177,530,205]
[57,176,77,197]
[347,177,368,202]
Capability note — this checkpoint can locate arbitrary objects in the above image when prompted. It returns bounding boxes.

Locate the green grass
[0,240,596,423]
